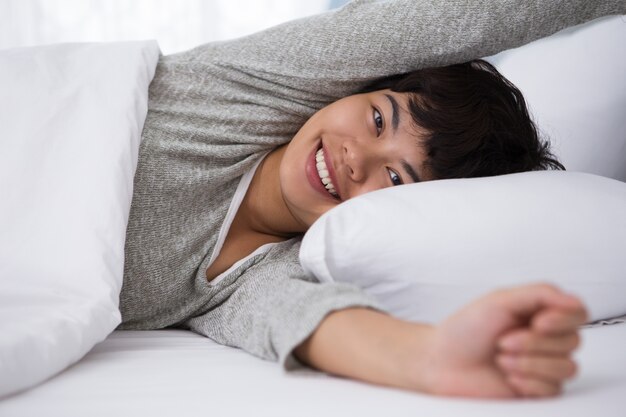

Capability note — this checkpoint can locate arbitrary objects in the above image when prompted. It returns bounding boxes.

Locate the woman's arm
[295,283,587,398]
[145,1,624,149]
[183,238,586,398]
[180,0,625,101]
[183,252,421,384]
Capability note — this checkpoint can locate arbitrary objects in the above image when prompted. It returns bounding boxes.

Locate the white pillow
[485,15,626,182]
[300,171,626,324]
[0,41,159,397]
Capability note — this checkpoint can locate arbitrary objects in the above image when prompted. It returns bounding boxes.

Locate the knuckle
[517,356,531,372]
[522,335,533,351]
[511,332,531,351]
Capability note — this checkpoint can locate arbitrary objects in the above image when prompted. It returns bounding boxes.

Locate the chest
[205,211,286,282]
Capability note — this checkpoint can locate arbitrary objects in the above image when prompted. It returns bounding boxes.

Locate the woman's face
[279,89,430,228]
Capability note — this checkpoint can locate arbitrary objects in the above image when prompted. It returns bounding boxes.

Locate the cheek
[331,109,362,135]
[315,101,363,137]
[279,146,304,195]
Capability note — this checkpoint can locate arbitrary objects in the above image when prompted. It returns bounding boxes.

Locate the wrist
[395,322,439,394]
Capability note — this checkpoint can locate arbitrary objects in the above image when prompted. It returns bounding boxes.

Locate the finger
[498,330,581,354]
[497,354,578,382]
[506,374,562,398]
[493,283,586,321]
[532,308,589,335]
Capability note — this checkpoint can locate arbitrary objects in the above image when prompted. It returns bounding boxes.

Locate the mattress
[1,323,624,416]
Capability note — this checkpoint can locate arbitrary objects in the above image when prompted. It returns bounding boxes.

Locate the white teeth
[315,148,339,198]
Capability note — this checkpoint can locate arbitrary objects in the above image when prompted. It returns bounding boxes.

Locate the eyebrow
[384,94,400,132]
[402,160,421,183]
[385,93,421,183]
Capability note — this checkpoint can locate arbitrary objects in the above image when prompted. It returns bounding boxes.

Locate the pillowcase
[485,15,626,182]
[300,171,626,324]
[0,41,159,397]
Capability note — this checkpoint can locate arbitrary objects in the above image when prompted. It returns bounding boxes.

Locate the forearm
[293,307,435,392]
[195,0,625,95]
[294,285,588,399]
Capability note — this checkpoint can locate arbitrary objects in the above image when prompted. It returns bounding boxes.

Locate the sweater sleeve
[174,0,625,102]
[145,0,624,149]
[183,253,386,371]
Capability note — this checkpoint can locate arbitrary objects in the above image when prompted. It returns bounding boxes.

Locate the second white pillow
[300,171,626,324]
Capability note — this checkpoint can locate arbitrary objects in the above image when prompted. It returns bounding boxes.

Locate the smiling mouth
[315,147,340,199]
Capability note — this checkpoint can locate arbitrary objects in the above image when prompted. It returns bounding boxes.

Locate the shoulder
[265,236,303,259]
[246,236,321,283]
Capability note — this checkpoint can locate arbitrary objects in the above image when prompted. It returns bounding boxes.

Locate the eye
[372,107,384,136]
[387,168,403,186]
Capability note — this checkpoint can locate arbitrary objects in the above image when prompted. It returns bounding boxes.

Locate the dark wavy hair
[359,59,564,180]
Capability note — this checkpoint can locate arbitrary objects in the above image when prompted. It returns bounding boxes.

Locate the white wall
[0,0,331,54]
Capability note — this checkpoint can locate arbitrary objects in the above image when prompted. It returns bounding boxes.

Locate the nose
[342,138,377,183]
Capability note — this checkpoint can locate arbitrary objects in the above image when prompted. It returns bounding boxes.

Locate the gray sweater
[119,0,625,370]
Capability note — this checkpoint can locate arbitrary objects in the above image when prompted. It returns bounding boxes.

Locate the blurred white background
[0,0,349,54]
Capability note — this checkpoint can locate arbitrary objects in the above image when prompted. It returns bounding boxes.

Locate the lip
[305,140,341,202]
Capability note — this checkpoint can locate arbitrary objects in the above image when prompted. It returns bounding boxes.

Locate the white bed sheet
[1,324,624,416]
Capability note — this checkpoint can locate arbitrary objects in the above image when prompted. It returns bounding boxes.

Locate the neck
[240,145,307,238]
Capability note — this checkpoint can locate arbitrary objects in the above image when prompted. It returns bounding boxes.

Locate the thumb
[494,283,584,320]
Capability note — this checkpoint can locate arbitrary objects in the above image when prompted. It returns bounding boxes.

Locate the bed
[1,6,625,414]
[1,322,625,416]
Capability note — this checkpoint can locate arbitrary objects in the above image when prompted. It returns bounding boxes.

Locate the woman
[119,0,622,398]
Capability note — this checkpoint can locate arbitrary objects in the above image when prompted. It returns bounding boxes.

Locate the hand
[414,283,588,398]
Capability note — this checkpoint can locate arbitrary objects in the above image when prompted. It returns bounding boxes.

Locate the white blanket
[0,41,159,397]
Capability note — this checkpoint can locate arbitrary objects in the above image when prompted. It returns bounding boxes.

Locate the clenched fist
[415,283,588,398]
